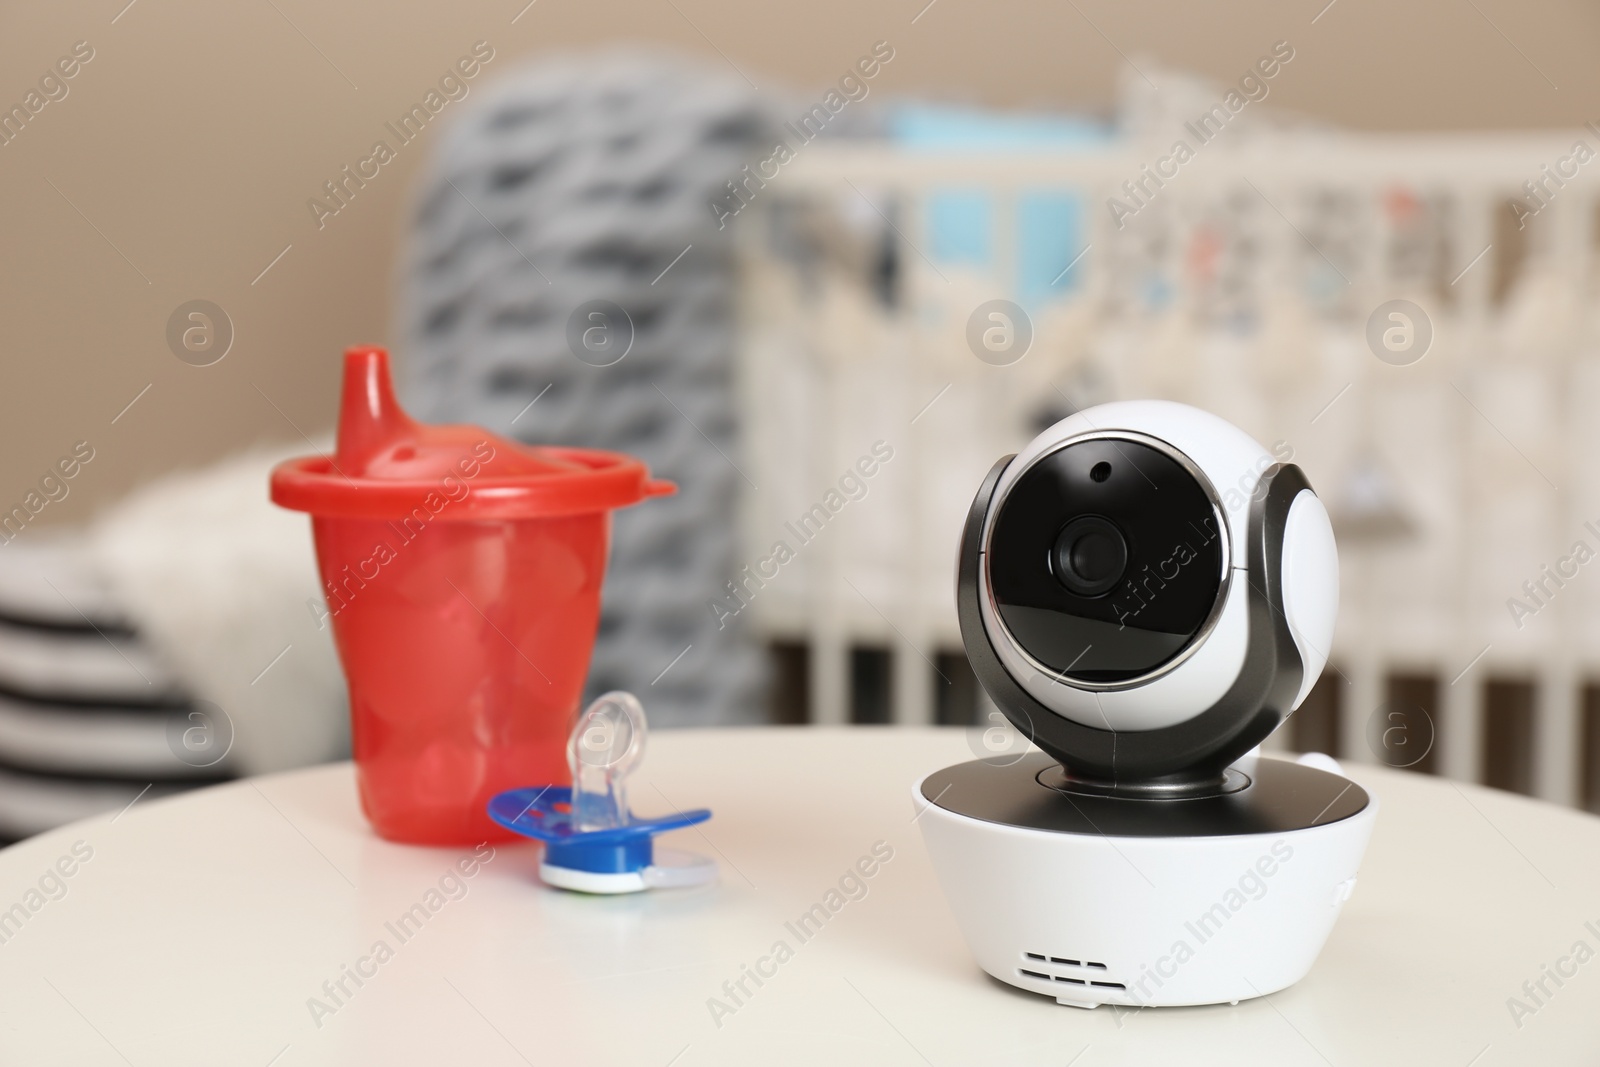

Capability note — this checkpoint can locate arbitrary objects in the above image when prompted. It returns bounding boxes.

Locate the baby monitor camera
[916,400,1376,1008]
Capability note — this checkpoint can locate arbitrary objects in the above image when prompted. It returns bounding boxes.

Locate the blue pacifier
[488,691,716,894]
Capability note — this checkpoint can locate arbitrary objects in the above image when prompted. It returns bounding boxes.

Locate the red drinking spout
[335,345,421,471]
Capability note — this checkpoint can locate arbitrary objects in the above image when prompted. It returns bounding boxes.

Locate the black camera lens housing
[987,436,1226,685]
[1050,516,1128,597]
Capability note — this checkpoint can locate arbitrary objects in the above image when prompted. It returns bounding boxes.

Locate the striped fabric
[0,537,231,844]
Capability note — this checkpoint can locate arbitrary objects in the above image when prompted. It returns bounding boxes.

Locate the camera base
[915,752,1376,1008]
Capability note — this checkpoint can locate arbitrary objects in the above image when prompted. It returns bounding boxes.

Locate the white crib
[731,130,1600,808]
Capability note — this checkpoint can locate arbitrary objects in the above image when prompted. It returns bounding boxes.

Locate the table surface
[0,727,1595,1066]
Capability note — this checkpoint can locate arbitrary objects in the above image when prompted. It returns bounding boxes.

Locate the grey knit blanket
[399,51,773,726]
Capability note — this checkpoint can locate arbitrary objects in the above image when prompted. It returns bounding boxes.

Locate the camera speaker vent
[1020,951,1119,988]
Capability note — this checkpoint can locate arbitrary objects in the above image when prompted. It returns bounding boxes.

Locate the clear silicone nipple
[567,691,647,832]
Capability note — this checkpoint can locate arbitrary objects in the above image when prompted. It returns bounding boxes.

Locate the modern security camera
[964,399,1339,790]
[916,401,1376,1009]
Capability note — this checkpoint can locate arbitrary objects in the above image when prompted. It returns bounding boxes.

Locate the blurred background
[3,0,1600,842]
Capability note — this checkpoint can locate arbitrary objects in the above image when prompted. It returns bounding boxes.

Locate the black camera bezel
[982,431,1233,691]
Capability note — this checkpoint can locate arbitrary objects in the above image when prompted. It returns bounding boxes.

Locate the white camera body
[916,400,1375,1009]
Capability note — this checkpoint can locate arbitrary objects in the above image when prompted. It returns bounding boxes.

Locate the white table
[0,727,1593,1065]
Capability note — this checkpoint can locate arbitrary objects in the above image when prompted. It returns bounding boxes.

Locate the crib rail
[732,132,1600,809]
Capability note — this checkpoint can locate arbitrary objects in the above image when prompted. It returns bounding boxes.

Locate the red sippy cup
[271,346,673,845]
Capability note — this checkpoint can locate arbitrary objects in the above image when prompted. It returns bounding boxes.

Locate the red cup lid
[270,346,675,520]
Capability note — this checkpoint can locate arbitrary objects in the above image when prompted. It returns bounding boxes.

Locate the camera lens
[1051,516,1127,598]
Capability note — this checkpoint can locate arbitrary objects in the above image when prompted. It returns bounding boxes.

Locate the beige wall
[2,0,1597,524]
